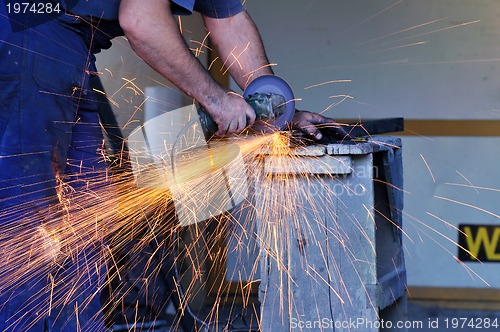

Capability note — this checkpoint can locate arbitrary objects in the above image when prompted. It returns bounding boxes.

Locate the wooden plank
[264,155,352,175]
[326,154,380,326]
[257,153,380,331]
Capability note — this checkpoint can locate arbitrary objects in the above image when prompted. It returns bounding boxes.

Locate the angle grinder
[197,75,295,138]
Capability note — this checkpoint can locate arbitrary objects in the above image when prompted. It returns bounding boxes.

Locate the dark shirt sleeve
[171,0,244,18]
[194,0,244,18]
[171,0,196,15]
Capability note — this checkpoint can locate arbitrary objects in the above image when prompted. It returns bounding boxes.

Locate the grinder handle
[197,93,286,139]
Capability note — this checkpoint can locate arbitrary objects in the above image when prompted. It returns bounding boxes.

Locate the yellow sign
[459,225,500,262]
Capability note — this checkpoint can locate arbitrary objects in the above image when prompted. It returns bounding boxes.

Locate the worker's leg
[45,106,110,332]
[0,8,108,331]
[0,9,65,332]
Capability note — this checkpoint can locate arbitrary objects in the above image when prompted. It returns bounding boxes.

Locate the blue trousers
[1,6,109,331]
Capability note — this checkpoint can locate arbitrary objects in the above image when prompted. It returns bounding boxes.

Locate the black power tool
[197,75,295,137]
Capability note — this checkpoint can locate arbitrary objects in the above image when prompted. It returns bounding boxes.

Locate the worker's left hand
[291,110,346,140]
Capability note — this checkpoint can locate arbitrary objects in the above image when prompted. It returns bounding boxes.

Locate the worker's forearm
[203,10,274,90]
[119,0,227,108]
[119,0,256,135]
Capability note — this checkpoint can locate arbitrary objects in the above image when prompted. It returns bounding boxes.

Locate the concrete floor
[108,304,259,332]
[109,300,500,331]
[407,300,500,332]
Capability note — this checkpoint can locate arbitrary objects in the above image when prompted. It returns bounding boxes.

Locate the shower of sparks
[434,195,500,219]
[402,211,490,285]
[455,170,480,194]
[351,19,480,57]
[366,40,429,55]
[0,117,399,330]
[323,94,355,112]
[221,44,249,75]
[419,153,436,183]
[191,32,212,58]
[444,183,500,194]
[333,0,403,38]
[303,79,352,90]
[384,20,481,47]
[354,17,448,49]
[243,63,278,78]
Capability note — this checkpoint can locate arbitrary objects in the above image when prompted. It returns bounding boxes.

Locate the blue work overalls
[0,4,115,331]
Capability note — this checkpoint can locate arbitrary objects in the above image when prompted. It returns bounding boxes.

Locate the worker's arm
[204,11,342,141]
[118,0,255,136]
[203,10,273,90]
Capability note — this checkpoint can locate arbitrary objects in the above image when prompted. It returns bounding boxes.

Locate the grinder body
[197,75,296,138]
[197,93,287,137]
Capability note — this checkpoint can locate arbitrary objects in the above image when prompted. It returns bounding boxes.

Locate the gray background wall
[242,0,500,120]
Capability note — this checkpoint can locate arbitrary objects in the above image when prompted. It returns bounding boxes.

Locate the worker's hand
[291,110,347,140]
[204,92,256,136]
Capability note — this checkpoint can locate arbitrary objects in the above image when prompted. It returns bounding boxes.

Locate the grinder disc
[243,75,295,133]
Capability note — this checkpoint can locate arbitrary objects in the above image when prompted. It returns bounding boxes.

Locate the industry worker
[0,0,337,331]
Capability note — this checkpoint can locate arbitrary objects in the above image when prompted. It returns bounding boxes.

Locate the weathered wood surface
[255,137,406,332]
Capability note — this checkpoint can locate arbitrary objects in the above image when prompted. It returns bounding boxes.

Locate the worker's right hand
[203,91,256,136]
